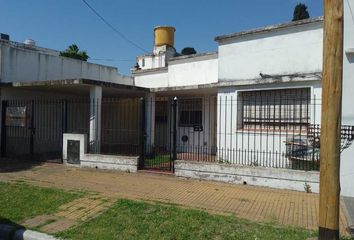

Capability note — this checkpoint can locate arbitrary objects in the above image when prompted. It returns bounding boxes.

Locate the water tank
[0,33,10,41]
[154,26,175,47]
[24,39,36,46]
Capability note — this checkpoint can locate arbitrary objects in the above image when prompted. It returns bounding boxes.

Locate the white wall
[134,54,218,89]
[0,41,133,85]
[134,69,169,88]
[340,0,354,197]
[218,22,323,81]
[168,55,218,87]
[175,160,319,193]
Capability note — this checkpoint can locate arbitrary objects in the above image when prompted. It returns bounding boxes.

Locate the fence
[143,91,329,172]
[1,98,90,161]
[2,93,353,172]
[215,89,321,171]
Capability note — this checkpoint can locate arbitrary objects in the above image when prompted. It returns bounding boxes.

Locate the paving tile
[22,215,58,228]
[0,162,350,236]
[40,218,76,234]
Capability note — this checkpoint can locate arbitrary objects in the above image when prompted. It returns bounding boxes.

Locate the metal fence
[100,98,142,156]
[2,93,353,172]
[1,98,90,161]
[0,97,143,161]
[142,91,331,172]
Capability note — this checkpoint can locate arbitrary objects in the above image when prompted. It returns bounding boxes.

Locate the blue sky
[0,0,323,75]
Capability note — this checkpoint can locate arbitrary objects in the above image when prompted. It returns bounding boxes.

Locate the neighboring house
[0,37,147,161]
[1,2,354,197]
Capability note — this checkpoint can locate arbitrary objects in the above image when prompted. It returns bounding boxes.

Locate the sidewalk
[0,161,349,235]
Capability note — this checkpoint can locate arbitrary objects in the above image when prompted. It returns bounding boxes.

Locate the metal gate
[139,98,177,172]
[0,99,90,162]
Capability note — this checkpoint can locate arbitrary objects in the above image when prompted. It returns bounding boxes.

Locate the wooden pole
[319,0,344,239]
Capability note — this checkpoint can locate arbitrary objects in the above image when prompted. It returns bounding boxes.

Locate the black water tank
[0,33,10,41]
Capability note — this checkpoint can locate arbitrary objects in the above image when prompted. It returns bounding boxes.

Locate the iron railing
[2,92,353,172]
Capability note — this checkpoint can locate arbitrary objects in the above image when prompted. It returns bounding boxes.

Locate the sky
[0,0,323,75]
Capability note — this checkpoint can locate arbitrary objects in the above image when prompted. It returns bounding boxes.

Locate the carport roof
[0,78,149,92]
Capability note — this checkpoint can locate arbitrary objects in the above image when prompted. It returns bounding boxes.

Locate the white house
[132,9,353,196]
[1,3,354,197]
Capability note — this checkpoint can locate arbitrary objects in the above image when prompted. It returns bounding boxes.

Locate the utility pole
[319,0,344,239]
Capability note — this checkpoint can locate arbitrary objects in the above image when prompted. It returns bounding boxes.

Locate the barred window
[179,98,202,126]
[238,88,311,131]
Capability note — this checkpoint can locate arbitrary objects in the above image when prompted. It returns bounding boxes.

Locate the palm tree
[59,44,89,61]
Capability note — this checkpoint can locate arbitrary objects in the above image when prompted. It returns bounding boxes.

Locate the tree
[292,3,310,21]
[181,47,197,55]
[59,44,89,61]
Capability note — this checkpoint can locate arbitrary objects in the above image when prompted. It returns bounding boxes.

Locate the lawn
[57,199,316,240]
[144,155,172,168]
[0,181,82,224]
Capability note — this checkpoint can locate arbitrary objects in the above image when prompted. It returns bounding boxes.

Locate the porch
[2,83,354,194]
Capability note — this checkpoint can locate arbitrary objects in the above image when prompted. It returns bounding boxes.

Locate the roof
[1,78,149,92]
[215,16,323,42]
[154,26,176,32]
[0,38,59,56]
[150,72,322,93]
[131,66,168,75]
[168,51,218,62]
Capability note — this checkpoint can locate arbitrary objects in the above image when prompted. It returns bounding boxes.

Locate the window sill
[235,129,309,136]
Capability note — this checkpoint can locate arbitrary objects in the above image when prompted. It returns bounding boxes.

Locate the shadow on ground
[0,158,44,173]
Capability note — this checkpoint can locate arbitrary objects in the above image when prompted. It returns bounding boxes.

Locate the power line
[81,0,148,53]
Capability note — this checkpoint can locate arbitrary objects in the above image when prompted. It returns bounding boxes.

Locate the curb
[0,224,60,240]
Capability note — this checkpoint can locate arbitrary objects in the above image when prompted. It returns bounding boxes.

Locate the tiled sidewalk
[0,161,349,235]
[22,195,113,233]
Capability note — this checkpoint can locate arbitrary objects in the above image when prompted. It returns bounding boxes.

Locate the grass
[0,181,82,224]
[144,155,171,168]
[57,199,316,240]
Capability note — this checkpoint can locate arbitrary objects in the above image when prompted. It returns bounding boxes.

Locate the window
[179,98,203,126]
[238,88,310,131]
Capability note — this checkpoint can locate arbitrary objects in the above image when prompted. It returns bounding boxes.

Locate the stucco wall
[134,54,218,89]
[62,133,138,172]
[341,0,354,197]
[168,55,218,87]
[0,41,133,85]
[134,69,169,88]
[218,22,323,81]
[175,160,319,193]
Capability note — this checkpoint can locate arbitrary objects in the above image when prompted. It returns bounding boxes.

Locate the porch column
[145,93,155,153]
[89,86,102,153]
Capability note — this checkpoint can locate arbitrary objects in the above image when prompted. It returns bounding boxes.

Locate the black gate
[139,98,177,172]
[0,99,90,162]
[1,100,63,161]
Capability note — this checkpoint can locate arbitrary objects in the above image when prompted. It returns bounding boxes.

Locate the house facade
[1,4,354,197]
[132,13,353,196]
